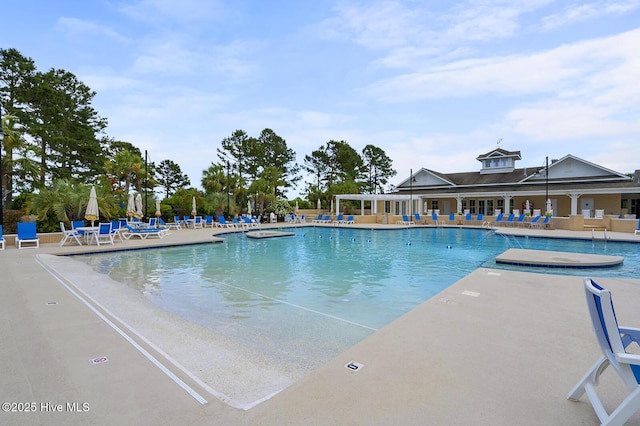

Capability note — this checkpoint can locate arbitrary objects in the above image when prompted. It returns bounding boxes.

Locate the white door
[442,200,451,215]
[581,198,594,218]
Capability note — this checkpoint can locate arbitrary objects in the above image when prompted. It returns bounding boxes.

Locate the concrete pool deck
[1,222,640,425]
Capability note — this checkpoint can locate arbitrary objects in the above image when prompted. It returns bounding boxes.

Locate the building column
[569,193,581,216]
[503,194,513,214]
[361,199,365,216]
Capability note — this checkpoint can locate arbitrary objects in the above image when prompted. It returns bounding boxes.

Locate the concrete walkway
[1,223,640,425]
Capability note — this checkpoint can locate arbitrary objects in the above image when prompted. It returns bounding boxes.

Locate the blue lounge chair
[317,215,331,223]
[502,213,515,226]
[232,218,246,229]
[514,214,526,227]
[121,223,164,239]
[0,225,5,250]
[449,213,455,223]
[216,216,235,228]
[526,215,542,228]
[203,215,214,228]
[343,215,355,224]
[159,217,180,230]
[397,215,414,225]
[530,215,550,228]
[464,213,472,222]
[333,214,344,224]
[311,214,324,223]
[16,222,39,249]
[59,222,83,246]
[485,213,503,228]
[635,219,640,236]
[242,217,259,228]
[568,278,640,424]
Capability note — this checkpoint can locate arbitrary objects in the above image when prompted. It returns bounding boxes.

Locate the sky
[2,0,640,198]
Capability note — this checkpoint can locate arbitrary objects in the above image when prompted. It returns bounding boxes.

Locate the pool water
[74,227,640,369]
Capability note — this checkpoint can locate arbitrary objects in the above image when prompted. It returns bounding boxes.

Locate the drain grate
[345,360,364,371]
[89,356,109,365]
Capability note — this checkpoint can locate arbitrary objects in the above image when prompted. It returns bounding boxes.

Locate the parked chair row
[312,214,331,223]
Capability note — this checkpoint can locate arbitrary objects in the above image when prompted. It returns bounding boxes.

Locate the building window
[431,200,438,211]
[469,199,476,214]
[486,199,494,215]
[385,201,391,214]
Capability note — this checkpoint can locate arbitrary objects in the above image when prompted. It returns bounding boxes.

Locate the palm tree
[27,179,113,224]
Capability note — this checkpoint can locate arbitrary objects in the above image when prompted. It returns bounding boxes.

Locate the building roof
[395,154,633,193]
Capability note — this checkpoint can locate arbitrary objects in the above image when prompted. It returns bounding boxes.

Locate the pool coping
[2,222,640,424]
[495,248,625,268]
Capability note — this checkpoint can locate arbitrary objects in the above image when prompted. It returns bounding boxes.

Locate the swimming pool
[74,226,640,373]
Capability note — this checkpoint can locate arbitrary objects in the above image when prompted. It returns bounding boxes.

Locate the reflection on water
[74,227,640,370]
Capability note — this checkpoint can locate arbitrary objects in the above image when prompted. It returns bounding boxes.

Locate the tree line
[0,48,396,229]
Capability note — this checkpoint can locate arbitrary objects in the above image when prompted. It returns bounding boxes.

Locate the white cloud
[55,17,129,43]
[118,0,226,24]
[540,0,640,31]
[363,28,640,102]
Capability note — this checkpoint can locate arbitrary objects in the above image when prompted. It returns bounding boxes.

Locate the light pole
[409,168,413,217]
[144,150,148,220]
[226,160,230,219]
[0,107,4,228]
[545,156,549,214]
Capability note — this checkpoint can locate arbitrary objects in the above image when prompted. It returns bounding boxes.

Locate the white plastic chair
[568,278,640,425]
[59,222,83,246]
[92,223,114,246]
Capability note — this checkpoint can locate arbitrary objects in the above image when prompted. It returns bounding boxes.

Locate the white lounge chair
[568,278,640,425]
[0,225,5,250]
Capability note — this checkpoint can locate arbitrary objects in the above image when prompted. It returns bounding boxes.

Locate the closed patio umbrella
[247,200,252,216]
[155,199,161,217]
[191,196,197,217]
[317,199,321,210]
[84,186,99,226]
[135,193,143,219]
[127,193,135,219]
[546,199,552,215]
